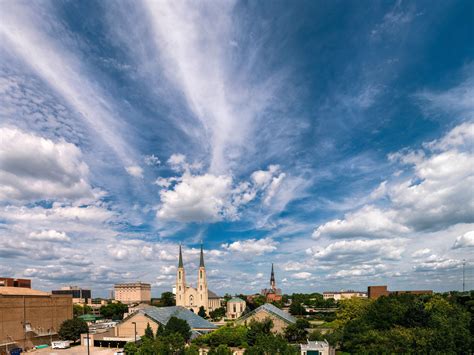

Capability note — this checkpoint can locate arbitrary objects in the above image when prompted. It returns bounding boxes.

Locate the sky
[0,0,473,298]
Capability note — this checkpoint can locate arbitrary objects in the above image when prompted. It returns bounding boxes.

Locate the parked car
[114,351,125,355]
[51,341,71,349]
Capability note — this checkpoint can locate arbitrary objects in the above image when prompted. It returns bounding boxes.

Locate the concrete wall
[115,313,158,338]
[237,310,289,334]
[0,294,72,351]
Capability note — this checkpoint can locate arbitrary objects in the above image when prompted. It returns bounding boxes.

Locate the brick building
[368,285,433,300]
[0,278,31,288]
[0,287,73,353]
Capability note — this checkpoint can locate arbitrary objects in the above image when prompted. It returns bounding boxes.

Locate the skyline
[0,0,473,297]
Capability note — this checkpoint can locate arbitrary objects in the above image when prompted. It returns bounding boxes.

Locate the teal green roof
[228,297,245,303]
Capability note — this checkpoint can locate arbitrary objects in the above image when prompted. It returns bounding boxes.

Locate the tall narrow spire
[270,263,276,289]
[178,244,183,268]
[199,242,205,267]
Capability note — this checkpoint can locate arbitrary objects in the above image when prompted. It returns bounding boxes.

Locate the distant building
[300,340,334,355]
[0,277,31,288]
[0,287,72,352]
[236,303,296,333]
[226,297,246,319]
[81,306,217,347]
[368,285,433,300]
[175,244,221,314]
[323,290,367,301]
[261,264,282,302]
[114,282,151,304]
[52,286,92,305]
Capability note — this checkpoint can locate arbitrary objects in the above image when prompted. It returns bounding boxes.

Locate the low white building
[226,297,246,319]
[322,290,367,301]
[300,340,334,355]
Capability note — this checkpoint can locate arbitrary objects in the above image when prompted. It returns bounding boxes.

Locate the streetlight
[131,322,137,343]
[86,324,90,355]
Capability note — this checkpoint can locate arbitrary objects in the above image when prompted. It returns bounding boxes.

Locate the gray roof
[208,290,220,299]
[136,306,217,330]
[239,303,296,324]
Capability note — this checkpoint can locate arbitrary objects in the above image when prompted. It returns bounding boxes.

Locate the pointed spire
[178,244,183,268]
[270,263,275,286]
[199,242,205,267]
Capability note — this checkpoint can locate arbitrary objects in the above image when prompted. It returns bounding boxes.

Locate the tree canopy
[58,318,88,342]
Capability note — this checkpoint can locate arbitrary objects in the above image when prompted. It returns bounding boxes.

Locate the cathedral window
[200,285,202,290]
[200,270,202,278]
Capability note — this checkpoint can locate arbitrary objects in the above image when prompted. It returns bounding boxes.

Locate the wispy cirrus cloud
[0,1,141,175]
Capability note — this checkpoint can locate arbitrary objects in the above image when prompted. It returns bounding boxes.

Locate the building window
[233,304,236,312]
[200,270,202,279]
[200,285,202,290]
[179,271,181,280]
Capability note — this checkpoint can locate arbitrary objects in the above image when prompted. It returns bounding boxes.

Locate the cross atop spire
[199,241,205,267]
[178,244,183,268]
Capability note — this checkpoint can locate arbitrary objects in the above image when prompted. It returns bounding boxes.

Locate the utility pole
[462,259,466,293]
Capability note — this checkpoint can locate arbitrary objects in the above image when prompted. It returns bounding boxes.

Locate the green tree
[192,324,248,348]
[156,333,186,354]
[144,322,154,340]
[289,302,305,316]
[209,344,233,355]
[58,318,88,343]
[246,318,273,346]
[184,344,200,355]
[159,292,176,307]
[245,334,298,355]
[124,341,138,354]
[99,302,129,320]
[73,304,92,317]
[156,323,165,337]
[284,319,310,343]
[164,316,192,341]
[209,307,226,321]
[198,305,207,318]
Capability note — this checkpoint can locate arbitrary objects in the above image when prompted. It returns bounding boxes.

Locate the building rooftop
[228,297,245,303]
[208,290,220,299]
[0,287,50,296]
[132,306,217,330]
[239,303,296,324]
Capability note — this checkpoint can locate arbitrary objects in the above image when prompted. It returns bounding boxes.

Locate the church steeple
[178,244,184,268]
[199,242,205,267]
[270,263,276,290]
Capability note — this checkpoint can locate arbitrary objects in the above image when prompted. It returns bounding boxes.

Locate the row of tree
[326,292,473,353]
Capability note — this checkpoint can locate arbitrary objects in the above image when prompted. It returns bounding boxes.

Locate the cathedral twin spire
[178,243,205,268]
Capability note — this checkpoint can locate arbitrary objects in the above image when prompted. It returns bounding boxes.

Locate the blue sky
[0,0,473,297]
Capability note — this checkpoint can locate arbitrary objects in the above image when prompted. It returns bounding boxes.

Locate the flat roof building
[52,286,92,305]
[114,282,151,305]
[0,278,31,289]
[368,285,433,300]
[0,287,73,352]
[323,291,367,301]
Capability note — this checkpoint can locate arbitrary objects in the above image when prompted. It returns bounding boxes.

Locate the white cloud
[126,165,144,178]
[29,230,70,242]
[157,173,235,222]
[310,239,405,261]
[0,127,95,202]
[313,122,474,240]
[282,262,305,271]
[0,2,139,168]
[414,257,462,272]
[221,237,278,256]
[327,264,387,279]
[144,154,161,166]
[453,231,474,249]
[313,205,408,239]
[293,272,312,280]
[411,248,431,258]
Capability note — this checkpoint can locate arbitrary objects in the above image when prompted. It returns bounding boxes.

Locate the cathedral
[175,244,221,314]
